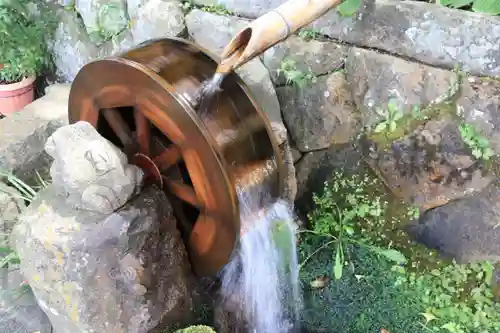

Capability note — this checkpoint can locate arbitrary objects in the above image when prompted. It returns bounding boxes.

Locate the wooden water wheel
[68,38,284,276]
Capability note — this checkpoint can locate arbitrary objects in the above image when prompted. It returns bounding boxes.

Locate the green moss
[181,1,233,15]
[368,71,463,149]
[174,325,216,333]
[299,244,425,333]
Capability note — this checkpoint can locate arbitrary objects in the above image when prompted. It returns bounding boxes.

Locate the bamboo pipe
[217,0,344,73]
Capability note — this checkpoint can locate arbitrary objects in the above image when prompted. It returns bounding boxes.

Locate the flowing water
[219,190,301,333]
[198,71,302,332]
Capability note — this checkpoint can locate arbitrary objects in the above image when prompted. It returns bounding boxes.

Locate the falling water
[219,189,301,333]
[196,71,301,332]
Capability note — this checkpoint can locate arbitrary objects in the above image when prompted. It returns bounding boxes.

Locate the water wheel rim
[68,38,284,276]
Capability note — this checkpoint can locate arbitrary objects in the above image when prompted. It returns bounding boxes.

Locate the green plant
[174,325,216,333]
[181,1,195,13]
[0,0,52,83]
[439,0,500,15]
[300,170,407,280]
[203,4,232,15]
[458,123,495,160]
[373,99,404,134]
[337,0,361,16]
[299,243,425,332]
[0,168,48,269]
[297,28,322,40]
[181,1,232,15]
[277,58,317,88]
[298,170,500,333]
[409,261,500,333]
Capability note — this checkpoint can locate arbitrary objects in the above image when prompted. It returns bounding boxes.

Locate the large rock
[278,70,359,152]
[1,186,51,333]
[44,121,143,214]
[345,48,455,128]
[457,77,500,155]
[309,0,500,77]
[0,84,70,175]
[12,123,194,333]
[75,0,129,43]
[130,0,186,44]
[261,36,348,85]
[50,8,99,82]
[407,180,500,263]
[366,118,494,211]
[185,9,287,144]
[0,268,53,333]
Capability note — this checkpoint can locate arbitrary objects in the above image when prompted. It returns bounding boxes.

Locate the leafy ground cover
[298,168,500,333]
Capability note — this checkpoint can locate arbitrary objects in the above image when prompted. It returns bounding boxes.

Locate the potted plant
[0,1,51,115]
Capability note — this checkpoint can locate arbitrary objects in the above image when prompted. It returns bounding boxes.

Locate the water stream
[198,70,302,332]
[219,191,301,333]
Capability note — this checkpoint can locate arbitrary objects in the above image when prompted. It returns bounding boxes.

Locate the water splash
[219,189,301,333]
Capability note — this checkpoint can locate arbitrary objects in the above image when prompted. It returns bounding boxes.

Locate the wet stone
[365,118,494,211]
[277,70,359,152]
[279,140,298,205]
[407,180,500,264]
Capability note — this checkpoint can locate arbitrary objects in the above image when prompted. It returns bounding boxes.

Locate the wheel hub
[67,37,284,276]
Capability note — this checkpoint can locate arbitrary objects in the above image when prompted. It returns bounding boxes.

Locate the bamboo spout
[218,0,343,74]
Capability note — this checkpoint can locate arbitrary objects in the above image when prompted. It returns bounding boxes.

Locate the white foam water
[219,191,301,333]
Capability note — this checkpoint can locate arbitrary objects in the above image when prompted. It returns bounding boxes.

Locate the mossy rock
[174,325,216,333]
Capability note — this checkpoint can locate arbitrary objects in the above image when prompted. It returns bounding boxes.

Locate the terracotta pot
[0,76,36,115]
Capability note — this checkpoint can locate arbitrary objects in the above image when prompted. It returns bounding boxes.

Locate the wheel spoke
[162,176,201,209]
[102,108,135,150]
[134,110,151,155]
[153,146,182,171]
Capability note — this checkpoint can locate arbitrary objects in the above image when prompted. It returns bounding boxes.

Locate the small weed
[300,170,408,280]
[373,99,404,134]
[181,1,194,13]
[337,0,361,16]
[439,0,500,15]
[0,168,48,269]
[173,325,216,333]
[202,4,232,15]
[277,58,317,88]
[458,123,495,160]
[297,28,322,41]
[180,1,232,15]
[64,3,76,12]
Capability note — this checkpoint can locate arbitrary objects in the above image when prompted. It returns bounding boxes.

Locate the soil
[0,78,20,85]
